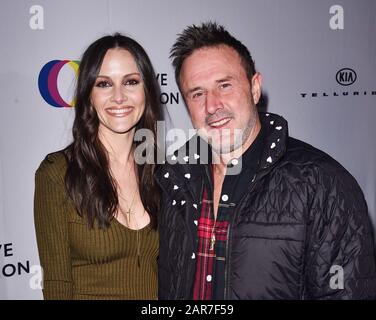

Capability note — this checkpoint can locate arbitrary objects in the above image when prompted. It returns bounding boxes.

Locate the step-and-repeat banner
[0,0,375,299]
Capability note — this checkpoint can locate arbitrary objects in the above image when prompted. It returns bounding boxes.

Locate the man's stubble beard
[199,102,258,156]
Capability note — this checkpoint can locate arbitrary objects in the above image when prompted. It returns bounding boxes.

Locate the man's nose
[205,90,223,114]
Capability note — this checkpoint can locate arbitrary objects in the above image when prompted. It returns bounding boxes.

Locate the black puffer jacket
[155,112,376,299]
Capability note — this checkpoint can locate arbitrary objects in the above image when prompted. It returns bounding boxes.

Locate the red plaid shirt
[192,125,265,300]
[192,186,230,300]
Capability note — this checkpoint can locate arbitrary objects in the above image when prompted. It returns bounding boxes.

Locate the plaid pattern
[192,125,265,299]
[193,185,230,300]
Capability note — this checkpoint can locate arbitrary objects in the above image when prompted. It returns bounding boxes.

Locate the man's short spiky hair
[170,21,256,92]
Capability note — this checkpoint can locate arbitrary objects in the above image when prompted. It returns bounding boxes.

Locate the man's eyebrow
[216,76,235,83]
[186,86,203,96]
[184,76,236,96]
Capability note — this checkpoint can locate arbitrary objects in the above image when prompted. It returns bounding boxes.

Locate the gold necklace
[119,189,143,268]
[120,187,137,218]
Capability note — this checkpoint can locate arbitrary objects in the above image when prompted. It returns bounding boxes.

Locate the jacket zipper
[224,172,260,299]
[204,164,215,249]
[186,177,205,299]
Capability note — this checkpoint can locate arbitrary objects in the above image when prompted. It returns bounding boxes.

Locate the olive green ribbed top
[34,152,158,300]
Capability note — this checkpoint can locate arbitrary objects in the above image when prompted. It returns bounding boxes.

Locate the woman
[34,33,161,300]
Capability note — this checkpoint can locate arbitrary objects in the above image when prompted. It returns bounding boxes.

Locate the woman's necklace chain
[117,161,142,268]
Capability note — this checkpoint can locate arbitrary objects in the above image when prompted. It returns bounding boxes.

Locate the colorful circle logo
[38,60,80,108]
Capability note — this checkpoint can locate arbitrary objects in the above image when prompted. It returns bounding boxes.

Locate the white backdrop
[0,0,375,299]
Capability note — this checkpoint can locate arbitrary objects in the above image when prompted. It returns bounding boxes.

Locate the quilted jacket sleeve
[304,167,376,299]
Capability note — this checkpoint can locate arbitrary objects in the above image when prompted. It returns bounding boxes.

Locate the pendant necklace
[119,186,142,268]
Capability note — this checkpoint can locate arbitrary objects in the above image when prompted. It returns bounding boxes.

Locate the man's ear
[251,72,262,105]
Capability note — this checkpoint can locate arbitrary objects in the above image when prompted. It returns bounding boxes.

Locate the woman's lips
[105,106,133,117]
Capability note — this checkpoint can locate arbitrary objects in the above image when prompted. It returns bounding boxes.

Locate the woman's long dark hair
[64,33,161,229]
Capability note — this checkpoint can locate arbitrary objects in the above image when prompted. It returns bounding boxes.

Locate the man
[155,22,376,299]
